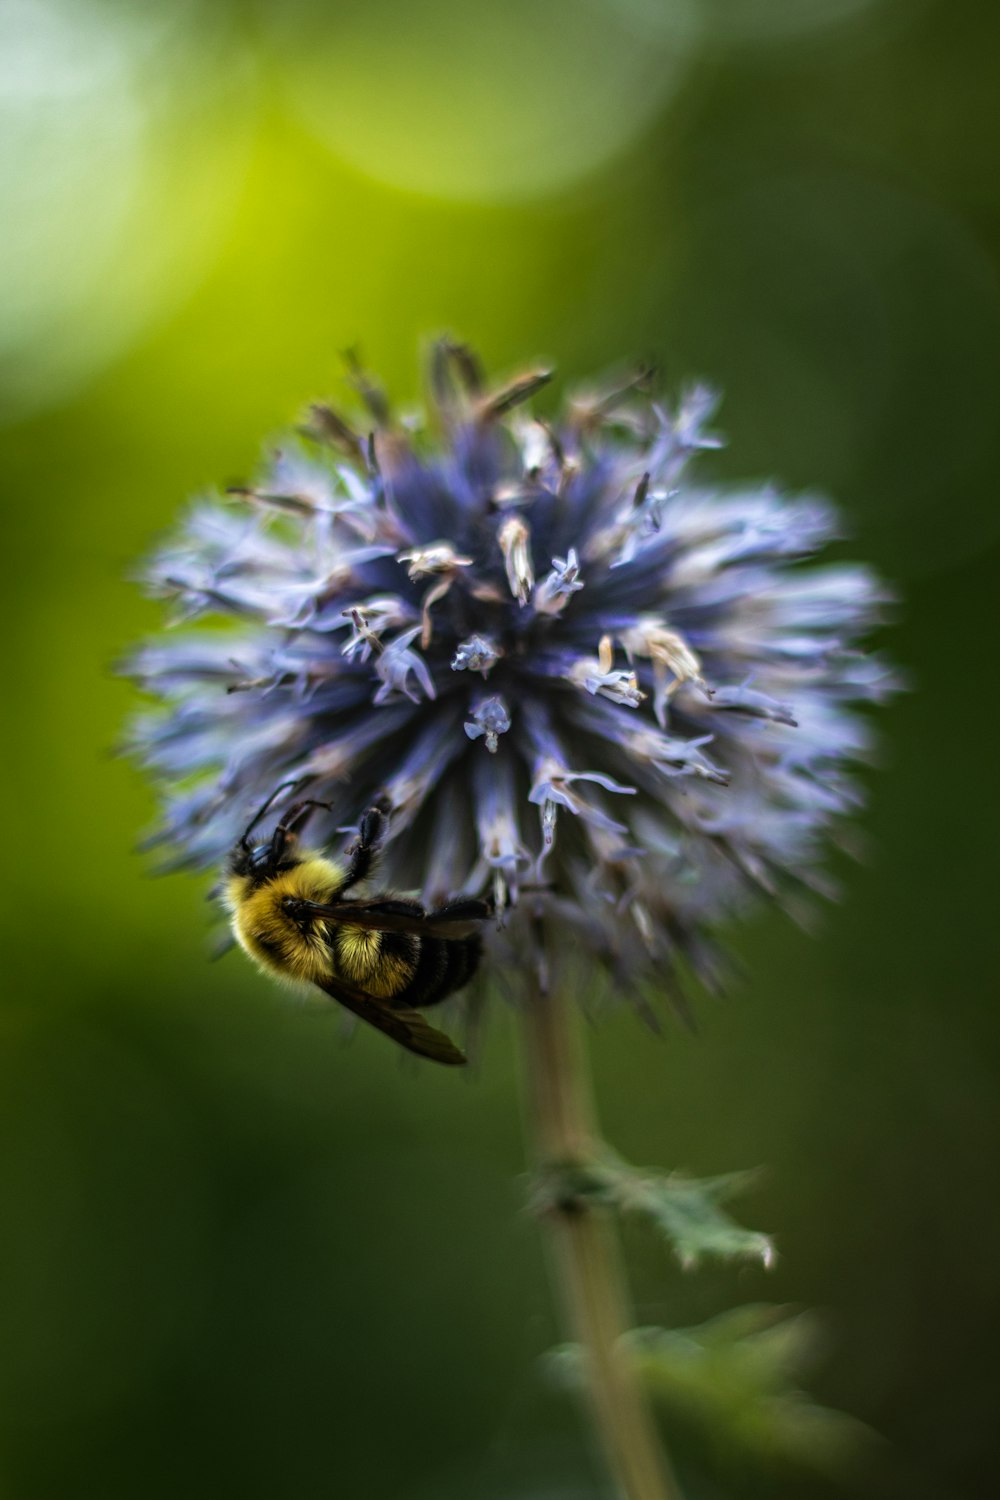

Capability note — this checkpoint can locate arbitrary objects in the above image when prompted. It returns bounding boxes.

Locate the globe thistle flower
[127,342,895,1007]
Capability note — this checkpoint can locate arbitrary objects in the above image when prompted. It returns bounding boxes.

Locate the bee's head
[247,833,295,877]
[230,782,330,882]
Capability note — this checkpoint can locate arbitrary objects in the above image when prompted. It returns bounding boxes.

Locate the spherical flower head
[127,343,896,1004]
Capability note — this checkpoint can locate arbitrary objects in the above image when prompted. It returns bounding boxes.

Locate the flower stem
[520,970,682,1500]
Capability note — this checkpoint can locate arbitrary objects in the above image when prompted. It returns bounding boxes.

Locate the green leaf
[531,1152,774,1270]
[547,1306,875,1481]
[607,1163,775,1270]
[625,1306,876,1478]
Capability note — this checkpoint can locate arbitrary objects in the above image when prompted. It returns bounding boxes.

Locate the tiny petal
[373,626,437,705]
[710,682,798,727]
[452,635,503,676]
[534,548,584,615]
[472,754,531,916]
[624,724,729,785]
[398,541,474,578]
[522,700,636,852]
[465,695,512,754]
[568,637,646,708]
[498,515,534,606]
[620,616,708,726]
[340,598,417,660]
[512,414,552,476]
[529,756,636,848]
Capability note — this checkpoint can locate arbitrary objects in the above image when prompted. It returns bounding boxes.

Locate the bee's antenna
[240,779,305,848]
[278,799,333,837]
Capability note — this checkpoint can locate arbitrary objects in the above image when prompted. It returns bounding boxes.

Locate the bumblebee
[224,785,488,1065]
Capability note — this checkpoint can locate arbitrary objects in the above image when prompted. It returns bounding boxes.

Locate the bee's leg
[340,799,392,892]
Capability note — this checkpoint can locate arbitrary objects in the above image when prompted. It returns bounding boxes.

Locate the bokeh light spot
[262,0,699,202]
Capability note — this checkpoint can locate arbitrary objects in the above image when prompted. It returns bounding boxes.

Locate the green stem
[520,970,682,1500]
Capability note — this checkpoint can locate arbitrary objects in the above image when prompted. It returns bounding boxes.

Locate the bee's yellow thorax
[226,854,344,985]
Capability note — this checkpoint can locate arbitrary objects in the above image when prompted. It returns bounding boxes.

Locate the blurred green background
[2,1,998,1496]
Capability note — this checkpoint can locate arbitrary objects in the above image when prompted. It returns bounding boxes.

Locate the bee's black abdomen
[379,928,422,970]
[443,933,480,995]
[396,934,481,1010]
[399,938,447,1009]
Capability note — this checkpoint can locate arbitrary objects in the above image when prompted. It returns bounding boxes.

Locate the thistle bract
[128,344,895,1001]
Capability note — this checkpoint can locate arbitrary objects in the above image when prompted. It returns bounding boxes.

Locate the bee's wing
[314,973,467,1066]
[303,897,490,940]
